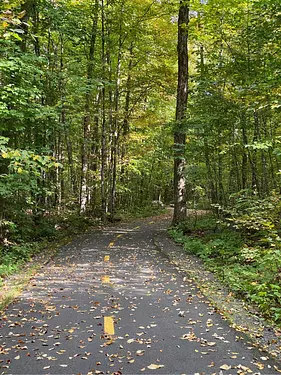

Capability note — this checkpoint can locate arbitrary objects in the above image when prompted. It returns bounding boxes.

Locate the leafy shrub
[216,190,281,242]
[169,211,281,325]
[175,214,218,234]
[0,243,40,279]
[183,238,207,255]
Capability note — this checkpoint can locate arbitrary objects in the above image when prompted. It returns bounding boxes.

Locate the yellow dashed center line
[133,226,140,230]
[108,242,115,248]
[102,275,110,283]
[116,234,123,238]
[104,255,110,262]
[104,316,115,335]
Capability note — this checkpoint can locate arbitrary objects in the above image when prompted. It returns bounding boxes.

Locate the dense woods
[2,0,281,320]
[1,0,177,239]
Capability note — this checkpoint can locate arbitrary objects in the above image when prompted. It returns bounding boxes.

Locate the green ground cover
[169,194,281,324]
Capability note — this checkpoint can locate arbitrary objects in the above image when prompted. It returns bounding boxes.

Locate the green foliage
[2,0,281,330]
[118,203,166,220]
[169,212,281,324]
[216,190,281,245]
[0,242,41,286]
[0,137,60,242]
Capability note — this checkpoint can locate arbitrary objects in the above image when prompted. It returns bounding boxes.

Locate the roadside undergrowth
[169,210,281,326]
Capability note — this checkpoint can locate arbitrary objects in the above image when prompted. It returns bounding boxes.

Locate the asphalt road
[0,216,281,374]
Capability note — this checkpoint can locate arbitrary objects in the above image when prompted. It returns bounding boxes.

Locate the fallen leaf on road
[237,364,252,373]
[254,362,264,370]
[181,332,196,341]
[220,364,231,370]
[206,319,213,327]
[46,306,56,311]
[147,364,165,370]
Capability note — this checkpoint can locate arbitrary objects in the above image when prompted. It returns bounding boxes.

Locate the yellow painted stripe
[104,316,115,335]
[133,226,140,230]
[104,255,110,261]
[149,221,154,224]
[117,234,123,238]
[108,242,115,248]
[102,275,110,283]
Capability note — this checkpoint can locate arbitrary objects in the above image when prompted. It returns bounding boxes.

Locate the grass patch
[0,243,41,286]
[169,214,281,324]
[0,265,38,310]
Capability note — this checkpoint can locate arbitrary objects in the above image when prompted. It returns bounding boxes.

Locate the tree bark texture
[80,0,99,213]
[173,2,189,224]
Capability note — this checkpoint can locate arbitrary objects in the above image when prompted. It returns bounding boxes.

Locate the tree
[173,1,189,224]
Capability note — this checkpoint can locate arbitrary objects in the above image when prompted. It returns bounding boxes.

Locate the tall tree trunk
[120,43,133,193]
[19,0,34,52]
[173,2,189,224]
[204,140,216,204]
[89,92,101,213]
[251,111,259,193]
[100,0,107,222]
[108,6,124,221]
[80,0,99,213]
[241,111,248,190]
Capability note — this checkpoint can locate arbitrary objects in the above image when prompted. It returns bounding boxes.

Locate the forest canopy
[1,0,281,241]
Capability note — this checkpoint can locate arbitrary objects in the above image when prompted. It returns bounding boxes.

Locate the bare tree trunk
[173,2,189,224]
[108,6,124,221]
[251,111,259,193]
[89,92,101,212]
[18,0,34,52]
[80,0,99,213]
[204,140,216,204]
[241,111,248,190]
[100,0,107,222]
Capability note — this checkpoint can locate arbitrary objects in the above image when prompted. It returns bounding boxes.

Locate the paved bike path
[0,216,280,374]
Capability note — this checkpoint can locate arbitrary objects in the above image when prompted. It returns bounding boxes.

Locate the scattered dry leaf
[147,364,165,370]
[220,364,231,370]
